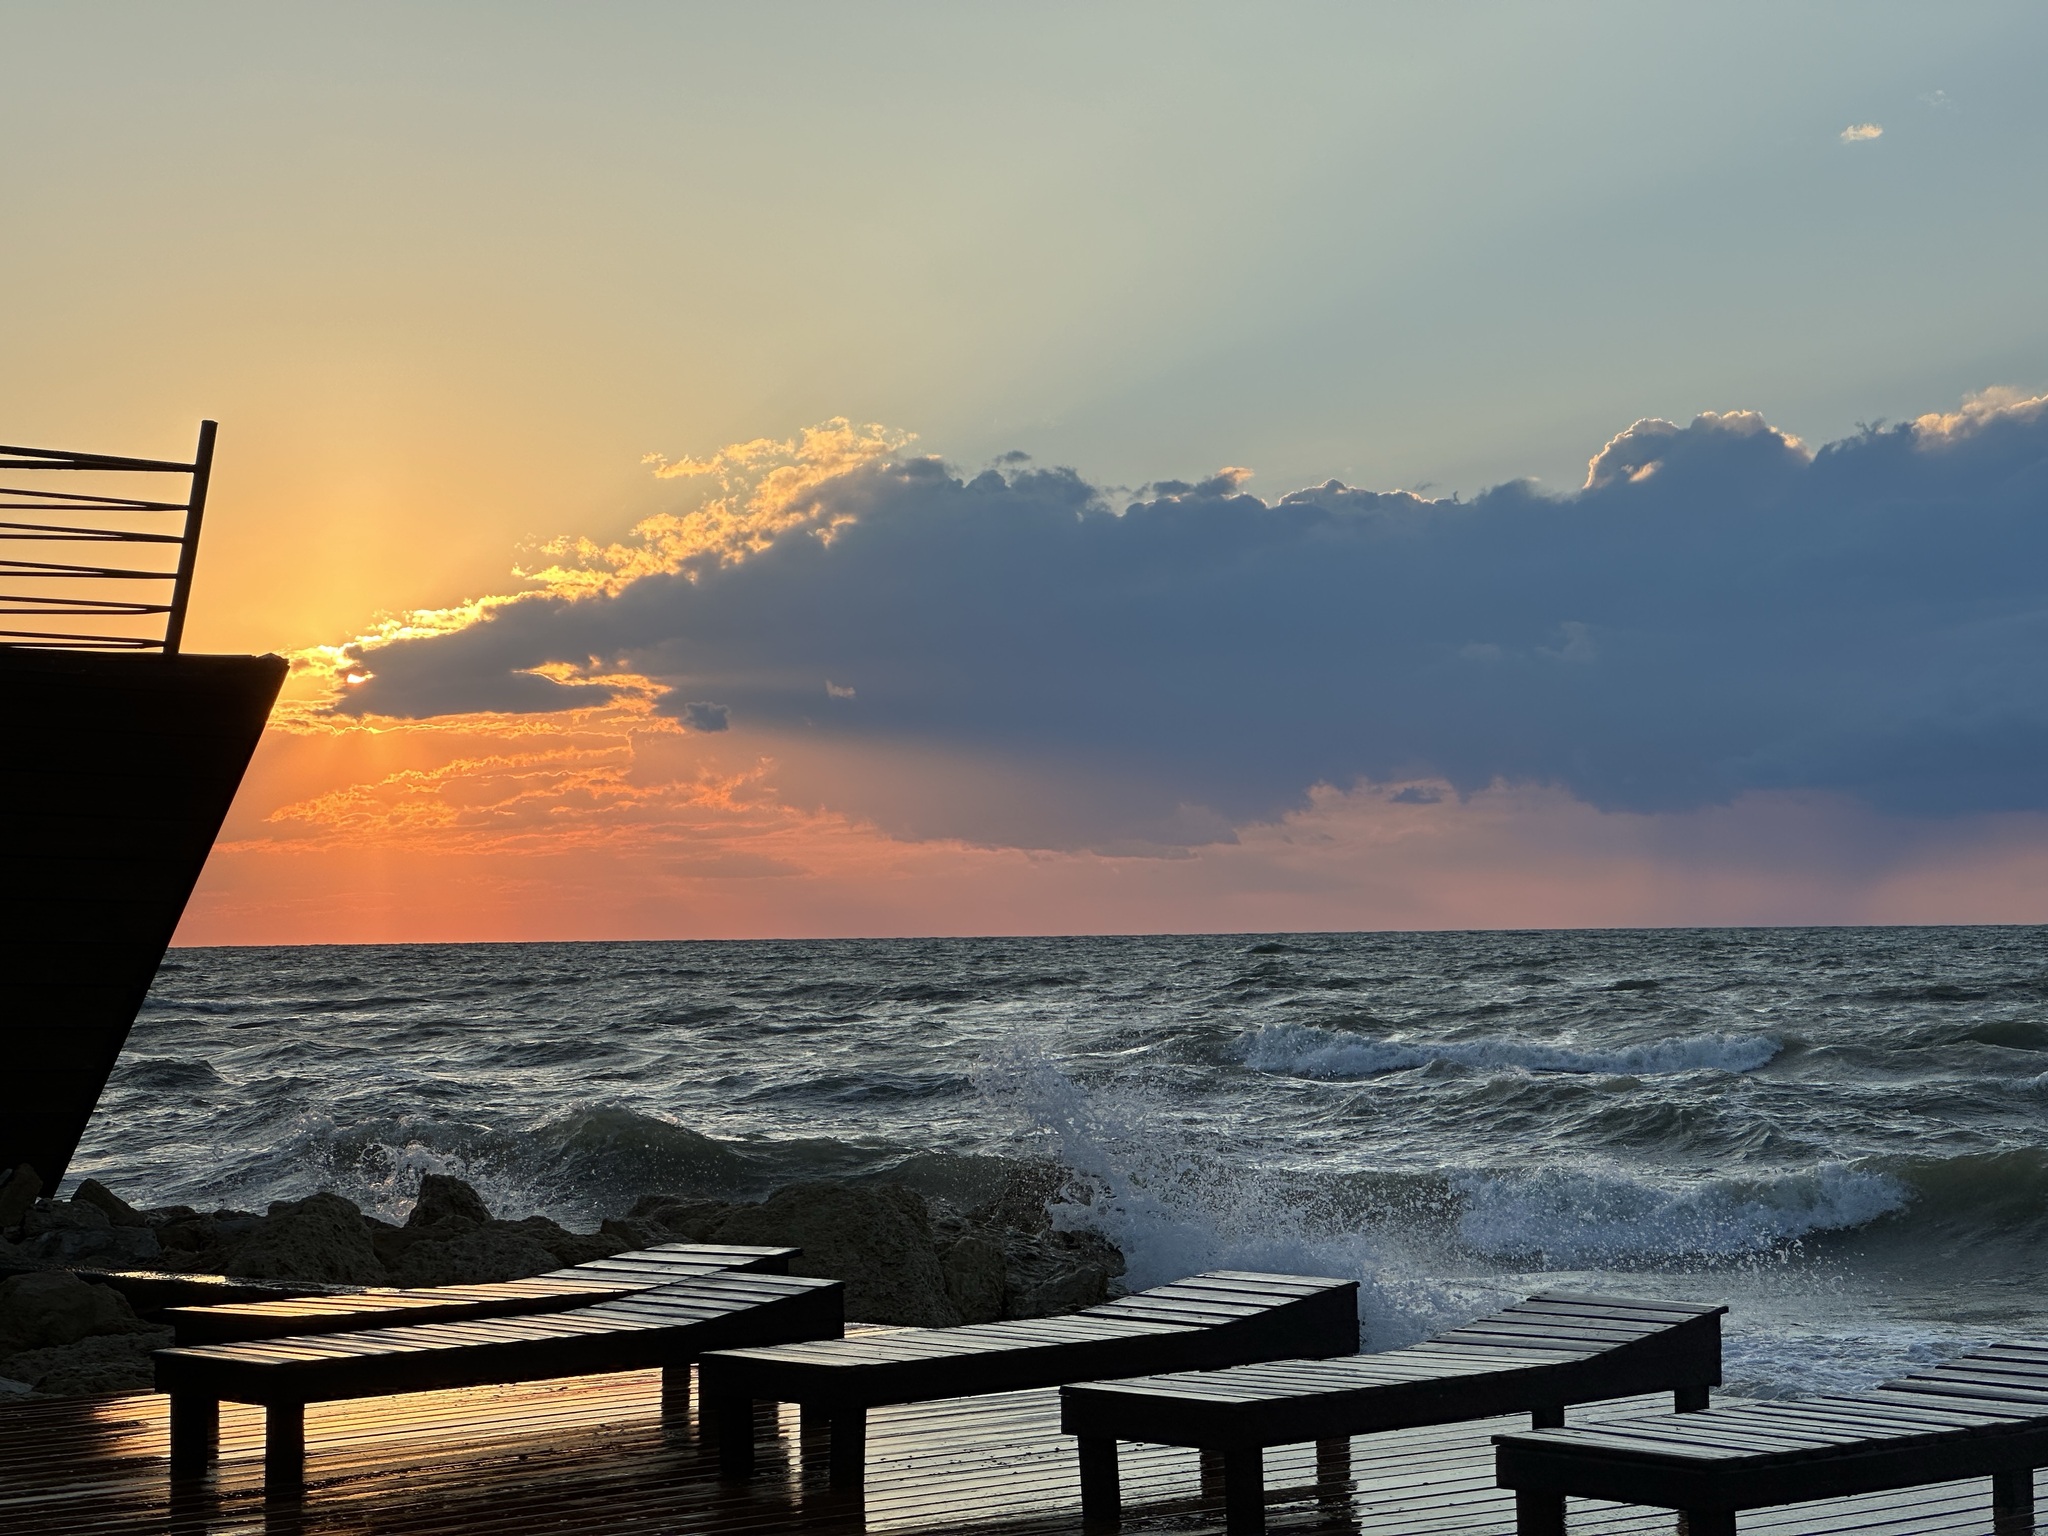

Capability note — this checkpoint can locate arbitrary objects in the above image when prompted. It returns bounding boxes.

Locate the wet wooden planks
[1498,1341,2048,1534]
[4,1370,2043,1536]
[167,1243,800,1345]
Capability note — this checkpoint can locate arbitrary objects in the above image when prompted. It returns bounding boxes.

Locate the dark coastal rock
[937,1231,1007,1323]
[2,1327,171,1396]
[407,1173,493,1229]
[620,1194,739,1243]
[504,1215,625,1267]
[709,1182,960,1326]
[14,1198,162,1267]
[0,1164,43,1232]
[998,1229,1117,1319]
[219,1192,386,1284]
[150,1208,264,1270]
[0,1270,147,1355]
[385,1223,560,1286]
[71,1179,148,1227]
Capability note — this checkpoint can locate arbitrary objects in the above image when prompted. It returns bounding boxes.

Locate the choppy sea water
[73,927,2048,1398]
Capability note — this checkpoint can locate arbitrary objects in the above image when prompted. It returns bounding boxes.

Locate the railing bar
[0,597,174,613]
[0,634,166,648]
[0,558,176,578]
[0,445,197,473]
[0,486,189,510]
[0,525,186,543]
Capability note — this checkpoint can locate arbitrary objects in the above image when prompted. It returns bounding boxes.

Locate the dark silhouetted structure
[0,423,285,1193]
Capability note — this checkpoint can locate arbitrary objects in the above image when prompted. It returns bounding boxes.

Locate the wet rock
[384,1223,560,1287]
[0,1164,43,1231]
[709,1182,959,1326]
[998,1230,1117,1319]
[502,1215,624,1268]
[0,1270,146,1355]
[407,1174,492,1229]
[937,1231,1007,1324]
[71,1179,148,1228]
[965,1161,1069,1235]
[220,1192,386,1285]
[370,1214,474,1272]
[623,1194,739,1243]
[151,1209,263,1271]
[2,1327,171,1396]
[14,1199,161,1267]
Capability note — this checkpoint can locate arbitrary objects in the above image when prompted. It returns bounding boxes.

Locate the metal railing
[0,420,216,652]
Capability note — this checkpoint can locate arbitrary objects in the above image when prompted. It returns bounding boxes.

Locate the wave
[1453,1163,1907,1266]
[1239,1022,1782,1079]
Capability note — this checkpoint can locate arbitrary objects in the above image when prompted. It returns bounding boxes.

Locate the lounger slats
[164,1241,799,1345]
[697,1269,1359,1493]
[152,1271,843,1493]
[1495,1338,2048,1533]
[1061,1290,1725,1533]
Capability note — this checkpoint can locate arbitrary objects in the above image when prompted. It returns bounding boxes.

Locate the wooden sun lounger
[699,1270,1359,1491]
[154,1270,842,1494]
[1495,1340,2048,1535]
[1061,1291,1725,1533]
[163,1241,798,1345]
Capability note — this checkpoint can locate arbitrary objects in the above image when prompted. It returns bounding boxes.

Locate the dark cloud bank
[344,399,2048,846]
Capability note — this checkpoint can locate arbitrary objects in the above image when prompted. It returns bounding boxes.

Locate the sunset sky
[8,3,2048,943]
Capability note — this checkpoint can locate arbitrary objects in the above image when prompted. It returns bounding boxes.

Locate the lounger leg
[662,1363,692,1418]
[1316,1435,1352,1485]
[1221,1445,1264,1535]
[168,1394,219,1473]
[1995,1468,2034,1533]
[264,1402,305,1496]
[1674,1385,1710,1412]
[1515,1489,1566,1536]
[712,1393,755,1476]
[1678,1511,1734,1536]
[1531,1404,1565,1429]
[1077,1436,1120,1527]
[828,1407,866,1489]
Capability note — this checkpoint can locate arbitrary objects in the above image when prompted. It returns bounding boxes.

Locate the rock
[407,1174,492,1229]
[623,1194,738,1243]
[502,1215,624,1268]
[938,1232,1007,1324]
[71,1179,148,1227]
[0,1271,145,1355]
[152,1209,263,1271]
[710,1182,959,1326]
[0,1375,30,1397]
[0,1164,43,1231]
[20,1198,108,1237]
[2,1327,171,1396]
[371,1215,476,1271]
[220,1192,385,1284]
[998,1229,1115,1319]
[385,1223,562,1286]
[966,1161,1069,1235]
[14,1199,161,1267]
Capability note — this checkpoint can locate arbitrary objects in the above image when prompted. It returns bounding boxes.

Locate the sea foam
[1239,1022,1782,1079]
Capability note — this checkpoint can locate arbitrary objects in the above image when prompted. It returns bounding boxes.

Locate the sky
[5,3,2047,943]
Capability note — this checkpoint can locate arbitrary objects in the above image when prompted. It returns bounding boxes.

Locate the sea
[71,926,2048,1400]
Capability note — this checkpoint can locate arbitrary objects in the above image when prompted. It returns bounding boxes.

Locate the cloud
[327,389,2048,851]
[1840,123,1883,143]
[679,701,730,732]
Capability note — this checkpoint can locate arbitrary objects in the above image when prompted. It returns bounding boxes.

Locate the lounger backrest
[165,1242,799,1345]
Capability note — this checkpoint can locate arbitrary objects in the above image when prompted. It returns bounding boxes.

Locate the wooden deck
[3,1368,2037,1535]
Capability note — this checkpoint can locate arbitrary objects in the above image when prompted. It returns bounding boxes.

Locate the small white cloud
[826,680,856,699]
[1840,123,1883,143]
[1921,89,1954,112]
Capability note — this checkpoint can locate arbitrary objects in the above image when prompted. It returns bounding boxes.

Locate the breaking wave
[1239,1022,1782,1079]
